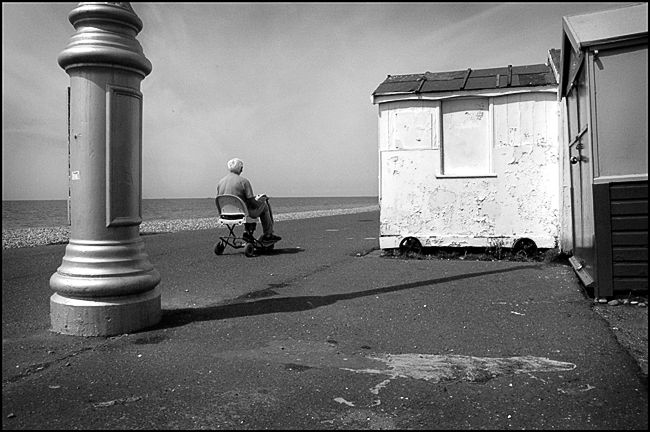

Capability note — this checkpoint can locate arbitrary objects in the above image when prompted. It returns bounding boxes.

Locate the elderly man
[216,158,281,243]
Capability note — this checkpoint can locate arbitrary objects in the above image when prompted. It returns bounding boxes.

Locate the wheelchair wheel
[244,243,255,257]
[214,241,226,255]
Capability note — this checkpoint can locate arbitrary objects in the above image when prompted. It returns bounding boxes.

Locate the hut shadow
[156,264,543,330]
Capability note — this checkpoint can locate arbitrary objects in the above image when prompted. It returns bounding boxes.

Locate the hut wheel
[399,237,423,254]
[513,238,537,258]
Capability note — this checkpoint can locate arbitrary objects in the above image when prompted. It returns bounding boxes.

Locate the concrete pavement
[2,211,648,429]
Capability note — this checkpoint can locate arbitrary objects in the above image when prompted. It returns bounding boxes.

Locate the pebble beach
[2,205,378,249]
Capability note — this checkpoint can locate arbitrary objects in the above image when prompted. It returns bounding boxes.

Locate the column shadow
[156,264,543,330]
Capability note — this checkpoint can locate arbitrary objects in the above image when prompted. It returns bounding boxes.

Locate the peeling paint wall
[378,92,560,249]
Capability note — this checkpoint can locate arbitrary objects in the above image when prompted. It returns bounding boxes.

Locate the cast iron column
[51,2,161,336]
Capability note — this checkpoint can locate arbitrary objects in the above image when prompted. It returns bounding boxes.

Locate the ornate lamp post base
[53,3,160,336]
[50,237,161,336]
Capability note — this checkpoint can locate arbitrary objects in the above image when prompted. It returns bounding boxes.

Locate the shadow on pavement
[259,247,305,256]
[157,264,543,330]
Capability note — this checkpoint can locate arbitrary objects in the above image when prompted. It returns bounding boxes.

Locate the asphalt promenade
[2,211,648,430]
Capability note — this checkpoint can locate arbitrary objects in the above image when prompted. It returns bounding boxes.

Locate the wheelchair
[214,194,277,257]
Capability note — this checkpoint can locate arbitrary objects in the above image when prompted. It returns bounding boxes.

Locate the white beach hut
[371,59,560,252]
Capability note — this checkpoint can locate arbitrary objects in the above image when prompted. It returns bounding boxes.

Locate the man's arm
[245,196,259,209]
[242,178,264,209]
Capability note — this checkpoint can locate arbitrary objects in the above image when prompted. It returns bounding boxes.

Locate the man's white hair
[227,158,243,173]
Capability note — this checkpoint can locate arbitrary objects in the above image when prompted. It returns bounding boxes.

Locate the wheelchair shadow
[260,247,305,256]
[156,264,542,330]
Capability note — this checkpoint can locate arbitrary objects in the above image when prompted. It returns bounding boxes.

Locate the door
[568,64,596,286]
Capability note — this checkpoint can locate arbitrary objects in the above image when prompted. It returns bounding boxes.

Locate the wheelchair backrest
[215,194,248,219]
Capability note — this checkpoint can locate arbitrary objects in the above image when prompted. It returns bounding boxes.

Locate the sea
[1,197,378,230]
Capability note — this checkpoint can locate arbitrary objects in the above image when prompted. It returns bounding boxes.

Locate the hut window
[441,98,491,176]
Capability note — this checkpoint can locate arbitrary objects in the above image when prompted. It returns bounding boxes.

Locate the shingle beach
[2,206,378,249]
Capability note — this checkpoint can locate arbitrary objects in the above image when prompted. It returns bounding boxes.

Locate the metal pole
[51,2,161,336]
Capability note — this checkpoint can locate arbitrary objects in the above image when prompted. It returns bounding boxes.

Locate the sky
[1,2,633,200]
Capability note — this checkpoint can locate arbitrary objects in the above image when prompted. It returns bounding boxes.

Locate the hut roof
[562,2,647,52]
[559,3,648,97]
[373,63,557,98]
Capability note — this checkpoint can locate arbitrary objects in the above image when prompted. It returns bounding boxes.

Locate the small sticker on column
[72,171,80,180]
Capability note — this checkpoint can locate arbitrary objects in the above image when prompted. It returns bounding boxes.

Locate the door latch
[570,155,588,164]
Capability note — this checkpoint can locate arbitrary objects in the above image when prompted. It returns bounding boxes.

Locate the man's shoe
[262,233,282,242]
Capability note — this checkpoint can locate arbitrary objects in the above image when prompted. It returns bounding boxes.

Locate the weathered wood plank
[613,263,648,277]
[612,232,648,246]
[611,216,648,231]
[613,278,648,292]
[610,183,648,200]
[611,200,648,216]
[612,247,649,262]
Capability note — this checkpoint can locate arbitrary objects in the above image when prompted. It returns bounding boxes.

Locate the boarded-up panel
[389,110,432,149]
[442,98,490,175]
[386,100,439,151]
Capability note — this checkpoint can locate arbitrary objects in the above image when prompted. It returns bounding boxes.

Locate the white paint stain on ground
[334,397,355,407]
[342,353,576,406]
[215,340,576,408]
